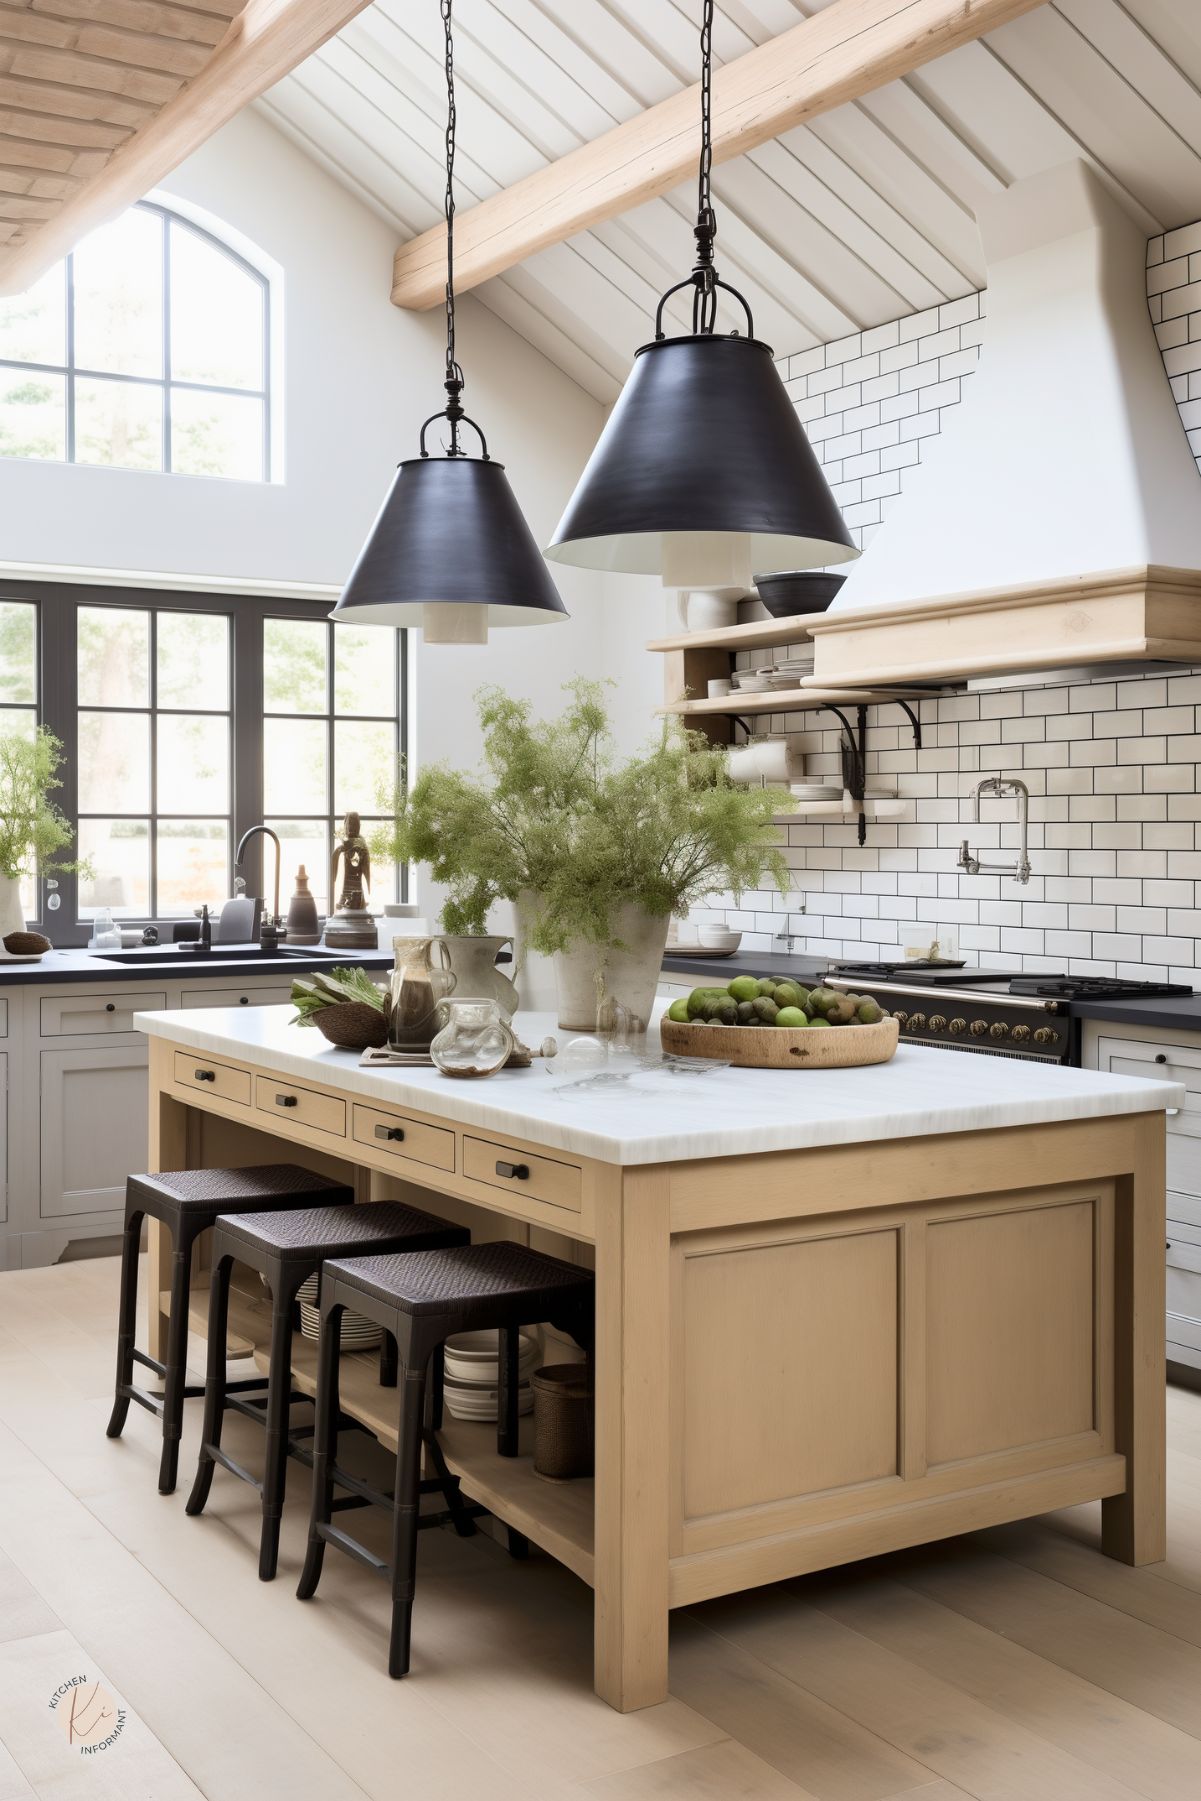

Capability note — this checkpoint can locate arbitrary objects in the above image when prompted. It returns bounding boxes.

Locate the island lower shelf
[174,1271,595,1586]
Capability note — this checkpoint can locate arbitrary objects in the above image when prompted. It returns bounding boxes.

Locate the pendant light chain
[441,0,464,455]
[692,0,717,335]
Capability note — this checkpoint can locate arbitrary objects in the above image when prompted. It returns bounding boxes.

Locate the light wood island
[136,1003,1180,1713]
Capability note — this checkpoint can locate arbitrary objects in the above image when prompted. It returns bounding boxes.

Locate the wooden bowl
[313,1001,388,1051]
[659,1014,898,1070]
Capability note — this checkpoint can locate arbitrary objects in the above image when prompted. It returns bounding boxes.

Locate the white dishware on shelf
[707,677,732,698]
[442,1329,539,1422]
[728,737,804,784]
[675,589,742,631]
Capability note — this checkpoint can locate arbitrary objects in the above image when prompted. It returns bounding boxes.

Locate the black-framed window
[0,201,271,481]
[0,583,406,944]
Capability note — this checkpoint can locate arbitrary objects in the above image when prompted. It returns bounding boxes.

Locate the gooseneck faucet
[235,825,284,945]
[958,777,1031,884]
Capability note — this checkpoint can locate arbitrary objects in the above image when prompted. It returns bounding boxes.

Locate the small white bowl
[707,678,732,699]
[698,926,742,952]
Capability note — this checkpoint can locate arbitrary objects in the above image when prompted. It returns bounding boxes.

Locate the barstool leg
[259,1274,299,1582]
[185,1254,232,1518]
[378,1329,397,1388]
[387,1364,427,1679]
[158,1230,194,1495]
[497,1325,520,1457]
[105,1204,143,1439]
[297,1304,343,1602]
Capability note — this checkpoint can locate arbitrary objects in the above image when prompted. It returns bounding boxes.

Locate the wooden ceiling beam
[0,0,373,296]
[391,0,1048,312]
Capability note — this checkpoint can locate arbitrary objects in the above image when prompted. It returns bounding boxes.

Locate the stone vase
[0,873,25,942]
[552,904,671,1034]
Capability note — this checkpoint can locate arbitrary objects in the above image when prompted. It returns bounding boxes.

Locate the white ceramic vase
[552,903,671,1034]
[0,873,24,941]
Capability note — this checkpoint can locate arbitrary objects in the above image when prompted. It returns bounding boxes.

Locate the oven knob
[1034,1027,1058,1045]
[893,1010,908,1027]
[990,1021,1010,1039]
[907,1013,927,1031]
[948,1017,966,1035]
[928,1015,947,1032]
[1011,1023,1031,1042]
[970,1019,988,1037]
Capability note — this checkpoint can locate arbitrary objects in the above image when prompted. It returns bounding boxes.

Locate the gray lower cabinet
[39,1044,150,1220]
[1083,1019,1201,1375]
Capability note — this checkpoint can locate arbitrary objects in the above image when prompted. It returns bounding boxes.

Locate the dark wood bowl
[753,571,846,617]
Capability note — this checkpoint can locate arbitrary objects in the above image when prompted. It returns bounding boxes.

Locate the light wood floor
[1,1255,1200,1801]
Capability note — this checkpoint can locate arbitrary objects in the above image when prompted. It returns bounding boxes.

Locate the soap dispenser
[286,865,320,945]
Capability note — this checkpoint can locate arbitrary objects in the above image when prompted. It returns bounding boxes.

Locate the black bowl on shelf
[753,571,846,618]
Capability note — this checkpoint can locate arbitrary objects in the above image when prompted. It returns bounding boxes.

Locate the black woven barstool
[297,1240,594,1678]
[186,1200,469,1581]
[106,1165,354,1495]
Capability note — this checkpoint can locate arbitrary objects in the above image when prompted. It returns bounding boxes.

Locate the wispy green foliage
[0,726,87,881]
[374,681,792,955]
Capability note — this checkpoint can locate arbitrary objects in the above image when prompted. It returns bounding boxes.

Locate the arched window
[0,201,271,482]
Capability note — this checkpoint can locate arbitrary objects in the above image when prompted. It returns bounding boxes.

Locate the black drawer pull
[375,1123,405,1143]
[239,996,249,1005]
[194,1067,216,1083]
[496,1160,529,1180]
[1156,1053,1168,1064]
[105,1002,116,1012]
[275,1093,298,1108]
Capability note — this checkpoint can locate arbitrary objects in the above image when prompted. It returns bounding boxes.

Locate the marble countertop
[135,1001,1183,1168]
[0,944,393,986]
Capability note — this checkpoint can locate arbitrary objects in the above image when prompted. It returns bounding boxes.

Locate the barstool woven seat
[186,1201,469,1581]
[298,1240,594,1678]
[106,1165,353,1495]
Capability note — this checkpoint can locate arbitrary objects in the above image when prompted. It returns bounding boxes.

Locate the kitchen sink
[94,945,326,965]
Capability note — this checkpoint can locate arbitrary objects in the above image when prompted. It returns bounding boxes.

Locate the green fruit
[805,987,833,1016]
[727,975,760,1003]
[705,996,739,1025]
[775,1005,809,1028]
[667,998,691,1023]
[752,996,779,1024]
[755,978,778,997]
[857,999,883,1024]
[825,997,857,1026]
[735,1000,757,1024]
[772,981,803,1009]
[686,986,726,1019]
[808,1016,831,1028]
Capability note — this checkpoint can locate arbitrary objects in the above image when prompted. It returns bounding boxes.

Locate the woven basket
[532,1363,593,1481]
[313,1001,388,1050]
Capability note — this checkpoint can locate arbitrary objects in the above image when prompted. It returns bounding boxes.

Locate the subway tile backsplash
[690,228,1201,981]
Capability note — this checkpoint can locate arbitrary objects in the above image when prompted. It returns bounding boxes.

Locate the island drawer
[173,1052,251,1107]
[181,985,291,1010]
[462,1135,582,1213]
[42,991,168,1036]
[255,1075,346,1137]
[352,1104,455,1174]
[1096,1033,1201,1198]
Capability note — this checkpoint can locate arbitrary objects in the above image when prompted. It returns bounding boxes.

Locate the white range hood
[807,160,1201,689]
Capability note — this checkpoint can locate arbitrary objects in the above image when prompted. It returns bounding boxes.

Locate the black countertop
[663,951,1201,1035]
[0,944,393,986]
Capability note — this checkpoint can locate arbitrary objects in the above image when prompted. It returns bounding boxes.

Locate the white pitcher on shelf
[674,589,743,632]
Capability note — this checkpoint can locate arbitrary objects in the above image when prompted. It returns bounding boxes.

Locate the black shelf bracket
[819,699,923,846]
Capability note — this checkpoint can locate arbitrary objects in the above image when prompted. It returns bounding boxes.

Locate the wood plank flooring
[0,1254,1198,1801]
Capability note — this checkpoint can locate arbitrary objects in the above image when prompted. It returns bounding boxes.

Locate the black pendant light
[545,0,857,589]
[331,0,568,644]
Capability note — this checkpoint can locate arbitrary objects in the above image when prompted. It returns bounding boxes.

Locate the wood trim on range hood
[804,567,1201,688]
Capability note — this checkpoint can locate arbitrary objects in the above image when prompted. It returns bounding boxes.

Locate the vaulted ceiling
[259,0,1201,402]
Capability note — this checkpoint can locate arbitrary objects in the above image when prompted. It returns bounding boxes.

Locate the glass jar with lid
[430,999,514,1079]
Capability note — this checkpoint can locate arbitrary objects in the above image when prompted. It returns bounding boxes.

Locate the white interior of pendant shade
[544,529,861,576]
[331,599,567,629]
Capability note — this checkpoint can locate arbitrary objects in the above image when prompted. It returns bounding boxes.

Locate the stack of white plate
[732,670,773,693]
[443,1329,538,1422]
[789,782,842,801]
[296,1273,382,1348]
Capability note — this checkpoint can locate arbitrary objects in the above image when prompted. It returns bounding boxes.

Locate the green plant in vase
[374,681,793,1030]
[0,727,88,941]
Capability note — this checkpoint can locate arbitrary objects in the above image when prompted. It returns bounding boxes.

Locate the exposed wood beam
[0,0,372,295]
[391,0,1047,312]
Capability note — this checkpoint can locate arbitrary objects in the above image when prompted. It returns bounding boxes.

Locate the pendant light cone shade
[545,333,859,577]
[331,455,569,630]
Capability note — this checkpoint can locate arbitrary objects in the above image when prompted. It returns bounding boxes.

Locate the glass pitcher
[386,937,457,1050]
[429,999,514,1079]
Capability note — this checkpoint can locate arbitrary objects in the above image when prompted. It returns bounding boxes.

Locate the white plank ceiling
[259,0,1201,401]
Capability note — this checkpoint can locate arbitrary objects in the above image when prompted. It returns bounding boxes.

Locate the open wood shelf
[646,613,826,653]
[661,686,928,718]
[176,1271,596,1587]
